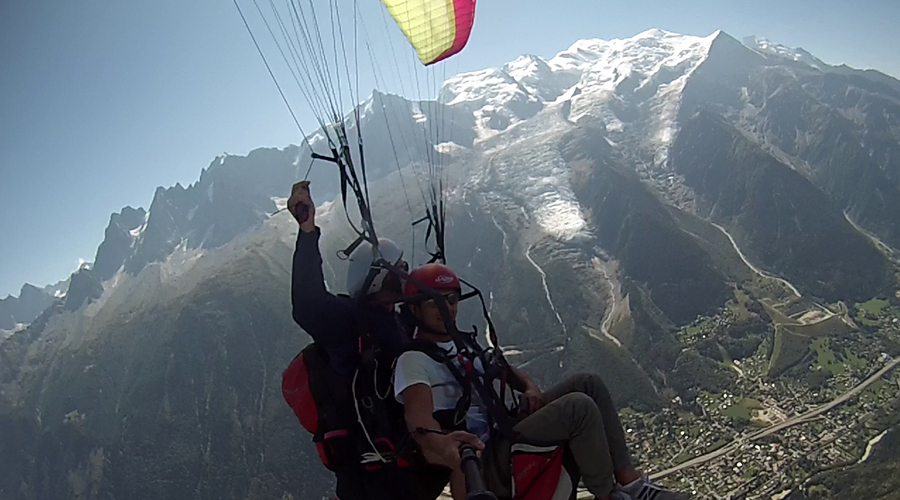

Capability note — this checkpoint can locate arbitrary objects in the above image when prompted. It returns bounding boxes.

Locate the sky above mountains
[1,0,898,298]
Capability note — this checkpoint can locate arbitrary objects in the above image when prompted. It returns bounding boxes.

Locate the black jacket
[290,228,408,375]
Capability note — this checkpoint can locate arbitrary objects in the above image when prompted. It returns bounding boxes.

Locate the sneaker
[620,479,690,500]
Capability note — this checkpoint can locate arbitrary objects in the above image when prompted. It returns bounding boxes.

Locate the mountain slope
[3,27,900,500]
[669,109,892,301]
[681,32,900,253]
[1,220,329,500]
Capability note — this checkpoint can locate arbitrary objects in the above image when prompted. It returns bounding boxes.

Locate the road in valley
[648,357,900,480]
[710,222,801,297]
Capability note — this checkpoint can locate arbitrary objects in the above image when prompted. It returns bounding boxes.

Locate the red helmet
[404,263,461,298]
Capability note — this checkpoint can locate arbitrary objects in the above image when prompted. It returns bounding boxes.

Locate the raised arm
[288,181,356,349]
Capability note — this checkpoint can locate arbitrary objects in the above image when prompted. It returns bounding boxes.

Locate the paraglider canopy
[381,0,477,65]
[234,0,479,261]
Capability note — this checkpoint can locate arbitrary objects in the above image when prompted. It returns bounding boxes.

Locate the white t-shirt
[393,340,491,441]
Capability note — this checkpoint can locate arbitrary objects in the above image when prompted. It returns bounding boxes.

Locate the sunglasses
[422,292,460,307]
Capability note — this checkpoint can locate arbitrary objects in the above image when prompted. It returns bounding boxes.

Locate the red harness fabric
[282,347,320,434]
[510,442,574,500]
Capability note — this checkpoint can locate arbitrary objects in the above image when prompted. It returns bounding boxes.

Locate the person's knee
[557,392,601,427]
[571,372,611,397]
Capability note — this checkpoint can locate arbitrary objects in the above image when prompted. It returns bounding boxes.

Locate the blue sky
[1,0,898,298]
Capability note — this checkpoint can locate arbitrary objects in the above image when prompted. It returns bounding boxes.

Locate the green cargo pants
[482,373,633,499]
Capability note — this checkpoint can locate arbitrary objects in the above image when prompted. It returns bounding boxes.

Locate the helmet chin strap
[356,257,403,301]
[354,266,381,300]
[407,311,454,340]
[378,259,467,349]
[419,329,454,343]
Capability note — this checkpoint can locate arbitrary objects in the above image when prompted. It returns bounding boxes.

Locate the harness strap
[406,339,472,427]
[337,234,366,260]
[404,339,517,440]
[351,307,410,468]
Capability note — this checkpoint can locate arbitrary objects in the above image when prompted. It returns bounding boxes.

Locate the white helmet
[346,238,404,298]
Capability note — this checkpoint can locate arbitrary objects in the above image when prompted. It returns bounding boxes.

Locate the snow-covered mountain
[441,29,717,163]
[12,27,897,326]
[3,28,900,500]
[9,27,899,327]
[740,35,828,69]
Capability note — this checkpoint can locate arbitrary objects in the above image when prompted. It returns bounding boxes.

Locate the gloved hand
[287,180,316,231]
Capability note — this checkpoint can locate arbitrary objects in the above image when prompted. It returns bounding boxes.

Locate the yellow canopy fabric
[381,0,476,65]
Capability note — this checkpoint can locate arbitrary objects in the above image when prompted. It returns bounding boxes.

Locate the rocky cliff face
[3,28,899,499]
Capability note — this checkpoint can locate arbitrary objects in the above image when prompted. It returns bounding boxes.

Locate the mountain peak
[550,30,717,73]
[741,35,826,70]
[711,29,739,43]
[0,282,56,330]
[634,27,677,39]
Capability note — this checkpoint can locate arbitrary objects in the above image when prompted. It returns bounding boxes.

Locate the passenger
[394,263,691,500]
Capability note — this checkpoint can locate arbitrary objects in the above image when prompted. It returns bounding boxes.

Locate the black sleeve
[291,227,357,349]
